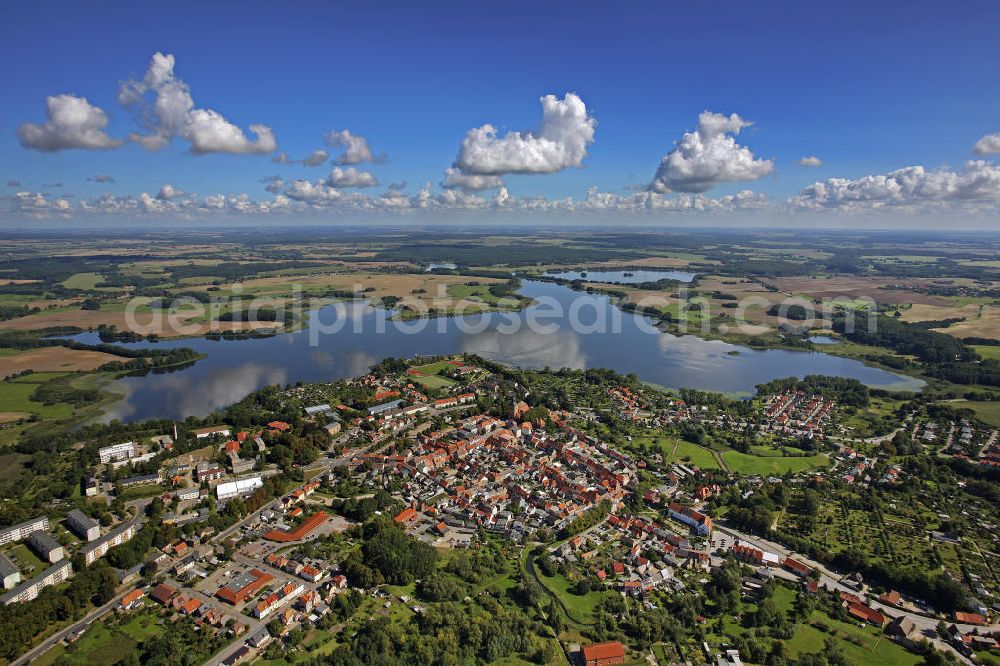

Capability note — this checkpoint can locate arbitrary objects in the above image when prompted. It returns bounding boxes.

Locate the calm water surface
[69,281,922,422]
[542,269,696,284]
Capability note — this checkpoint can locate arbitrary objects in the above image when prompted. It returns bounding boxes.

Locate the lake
[542,269,696,284]
[69,280,923,422]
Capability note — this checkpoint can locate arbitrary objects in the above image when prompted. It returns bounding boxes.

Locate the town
[0,355,999,666]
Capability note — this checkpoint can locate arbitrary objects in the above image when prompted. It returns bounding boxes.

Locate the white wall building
[216,475,264,500]
[98,442,136,464]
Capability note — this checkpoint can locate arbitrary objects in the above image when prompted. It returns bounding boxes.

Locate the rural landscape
[0,228,999,666]
[4,1,1000,665]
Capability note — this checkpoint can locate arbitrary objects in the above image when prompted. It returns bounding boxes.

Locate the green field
[410,360,459,374]
[412,374,457,390]
[973,345,1000,361]
[722,450,829,475]
[947,400,1000,427]
[59,272,104,290]
[663,439,721,469]
[0,372,76,418]
[535,568,608,625]
[786,613,920,666]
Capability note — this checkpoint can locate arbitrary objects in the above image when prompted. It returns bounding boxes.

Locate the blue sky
[3,0,1000,223]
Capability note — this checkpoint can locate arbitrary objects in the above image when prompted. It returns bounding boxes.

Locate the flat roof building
[216,475,263,500]
[98,442,135,464]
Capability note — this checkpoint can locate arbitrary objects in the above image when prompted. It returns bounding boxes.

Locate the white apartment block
[0,560,72,605]
[98,441,136,464]
[79,521,136,565]
[0,516,50,546]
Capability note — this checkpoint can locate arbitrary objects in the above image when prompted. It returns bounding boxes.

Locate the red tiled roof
[216,569,274,604]
[582,641,625,662]
[150,583,176,604]
[121,589,144,607]
[263,512,330,542]
[848,602,886,626]
[393,507,418,524]
[955,612,987,625]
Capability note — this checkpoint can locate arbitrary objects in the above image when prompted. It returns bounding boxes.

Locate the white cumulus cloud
[119,52,276,155]
[791,160,1000,211]
[440,167,504,191]
[326,167,378,188]
[973,133,1000,155]
[453,93,596,176]
[301,149,329,167]
[799,156,823,167]
[649,111,773,193]
[324,129,377,164]
[156,184,184,200]
[18,94,122,152]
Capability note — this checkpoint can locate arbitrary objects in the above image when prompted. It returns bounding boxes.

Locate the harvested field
[934,307,1000,340]
[0,347,127,378]
[0,307,282,337]
[764,276,952,306]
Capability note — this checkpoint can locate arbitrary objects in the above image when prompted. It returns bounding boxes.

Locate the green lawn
[663,439,721,469]
[59,272,104,290]
[7,542,46,574]
[413,374,457,390]
[722,450,828,475]
[786,614,920,666]
[411,360,460,374]
[535,569,608,625]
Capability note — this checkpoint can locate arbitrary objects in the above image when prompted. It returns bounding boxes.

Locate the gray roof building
[28,531,64,563]
[66,509,101,542]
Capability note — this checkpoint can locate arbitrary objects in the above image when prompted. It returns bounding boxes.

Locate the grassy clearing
[722,450,828,475]
[0,452,30,486]
[786,612,920,666]
[59,272,105,290]
[946,400,1000,427]
[0,372,75,418]
[413,374,457,389]
[662,439,721,469]
[535,569,607,625]
[973,345,1000,361]
[411,360,459,374]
